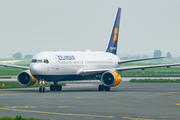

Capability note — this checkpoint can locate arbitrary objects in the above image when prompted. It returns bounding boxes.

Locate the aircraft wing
[116,63,180,71]
[119,57,164,64]
[80,63,180,76]
[0,63,30,70]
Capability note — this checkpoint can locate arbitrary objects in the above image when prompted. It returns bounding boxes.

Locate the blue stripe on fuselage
[33,75,85,82]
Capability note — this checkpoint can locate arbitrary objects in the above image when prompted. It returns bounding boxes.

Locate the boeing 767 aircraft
[1,8,180,93]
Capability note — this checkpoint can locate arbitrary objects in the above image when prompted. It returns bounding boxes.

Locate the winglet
[106,8,122,55]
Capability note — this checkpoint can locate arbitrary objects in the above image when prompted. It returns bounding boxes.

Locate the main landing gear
[98,84,110,91]
[39,79,46,93]
[50,81,62,91]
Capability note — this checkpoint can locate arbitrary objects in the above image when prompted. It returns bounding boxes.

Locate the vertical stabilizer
[106,8,121,55]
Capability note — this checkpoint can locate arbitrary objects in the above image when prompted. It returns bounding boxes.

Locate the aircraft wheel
[57,85,62,91]
[50,85,53,91]
[98,85,105,91]
[105,86,110,91]
[43,87,46,93]
[50,85,55,91]
[39,86,43,93]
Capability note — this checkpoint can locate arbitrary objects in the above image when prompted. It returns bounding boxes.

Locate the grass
[121,70,180,77]
[0,67,23,75]
[0,115,47,120]
[0,77,11,79]
[129,79,180,83]
[0,82,66,89]
[120,66,180,77]
[0,59,30,75]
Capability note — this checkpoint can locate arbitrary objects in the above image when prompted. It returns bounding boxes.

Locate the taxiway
[0,82,180,120]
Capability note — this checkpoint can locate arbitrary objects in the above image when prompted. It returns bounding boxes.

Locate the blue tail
[106,8,121,55]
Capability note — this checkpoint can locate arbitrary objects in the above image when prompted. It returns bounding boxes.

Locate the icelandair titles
[110,47,117,50]
[57,55,76,60]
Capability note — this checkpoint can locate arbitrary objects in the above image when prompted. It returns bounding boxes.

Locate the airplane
[1,8,180,93]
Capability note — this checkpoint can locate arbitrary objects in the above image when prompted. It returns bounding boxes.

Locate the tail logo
[113,28,118,44]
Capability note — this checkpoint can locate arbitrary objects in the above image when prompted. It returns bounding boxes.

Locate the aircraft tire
[39,86,43,93]
[50,85,55,91]
[43,87,46,93]
[105,86,110,91]
[57,85,62,91]
[50,85,53,91]
[98,85,105,91]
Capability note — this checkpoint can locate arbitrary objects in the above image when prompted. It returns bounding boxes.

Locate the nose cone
[30,63,41,75]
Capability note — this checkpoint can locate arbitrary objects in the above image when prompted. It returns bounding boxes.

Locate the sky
[0,0,180,58]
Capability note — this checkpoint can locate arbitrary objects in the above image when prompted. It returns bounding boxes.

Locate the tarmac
[0,82,180,120]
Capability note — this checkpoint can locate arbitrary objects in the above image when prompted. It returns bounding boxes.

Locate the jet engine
[101,71,121,87]
[18,70,37,86]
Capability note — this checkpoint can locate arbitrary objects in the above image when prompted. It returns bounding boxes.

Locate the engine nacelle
[101,71,121,87]
[18,70,37,86]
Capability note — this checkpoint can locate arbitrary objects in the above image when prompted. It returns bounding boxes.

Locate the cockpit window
[31,59,37,63]
[31,59,49,64]
[37,60,43,63]
[44,59,49,63]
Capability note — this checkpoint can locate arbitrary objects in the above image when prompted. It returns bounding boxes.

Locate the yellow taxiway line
[122,117,155,120]
[0,107,114,118]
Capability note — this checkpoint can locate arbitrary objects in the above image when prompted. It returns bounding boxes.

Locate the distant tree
[13,52,22,59]
[121,57,128,60]
[142,55,148,58]
[24,54,33,59]
[166,52,172,59]
[130,56,136,59]
[136,56,140,59]
[153,50,162,57]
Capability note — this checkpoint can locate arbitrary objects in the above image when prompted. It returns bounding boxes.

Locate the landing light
[39,80,45,85]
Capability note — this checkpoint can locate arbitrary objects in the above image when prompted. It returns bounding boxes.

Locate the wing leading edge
[119,57,164,64]
[0,63,30,70]
[80,63,180,76]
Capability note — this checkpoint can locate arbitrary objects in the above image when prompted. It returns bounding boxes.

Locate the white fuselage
[30,51,120,81]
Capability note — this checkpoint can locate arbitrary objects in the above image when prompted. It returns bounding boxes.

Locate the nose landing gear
[39,79,46,93]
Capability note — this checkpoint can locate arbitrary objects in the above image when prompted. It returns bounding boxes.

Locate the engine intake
[18,70,37,86]
[101,71,121,87]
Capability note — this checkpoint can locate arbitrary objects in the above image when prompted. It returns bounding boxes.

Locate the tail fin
[106,8,121,55]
